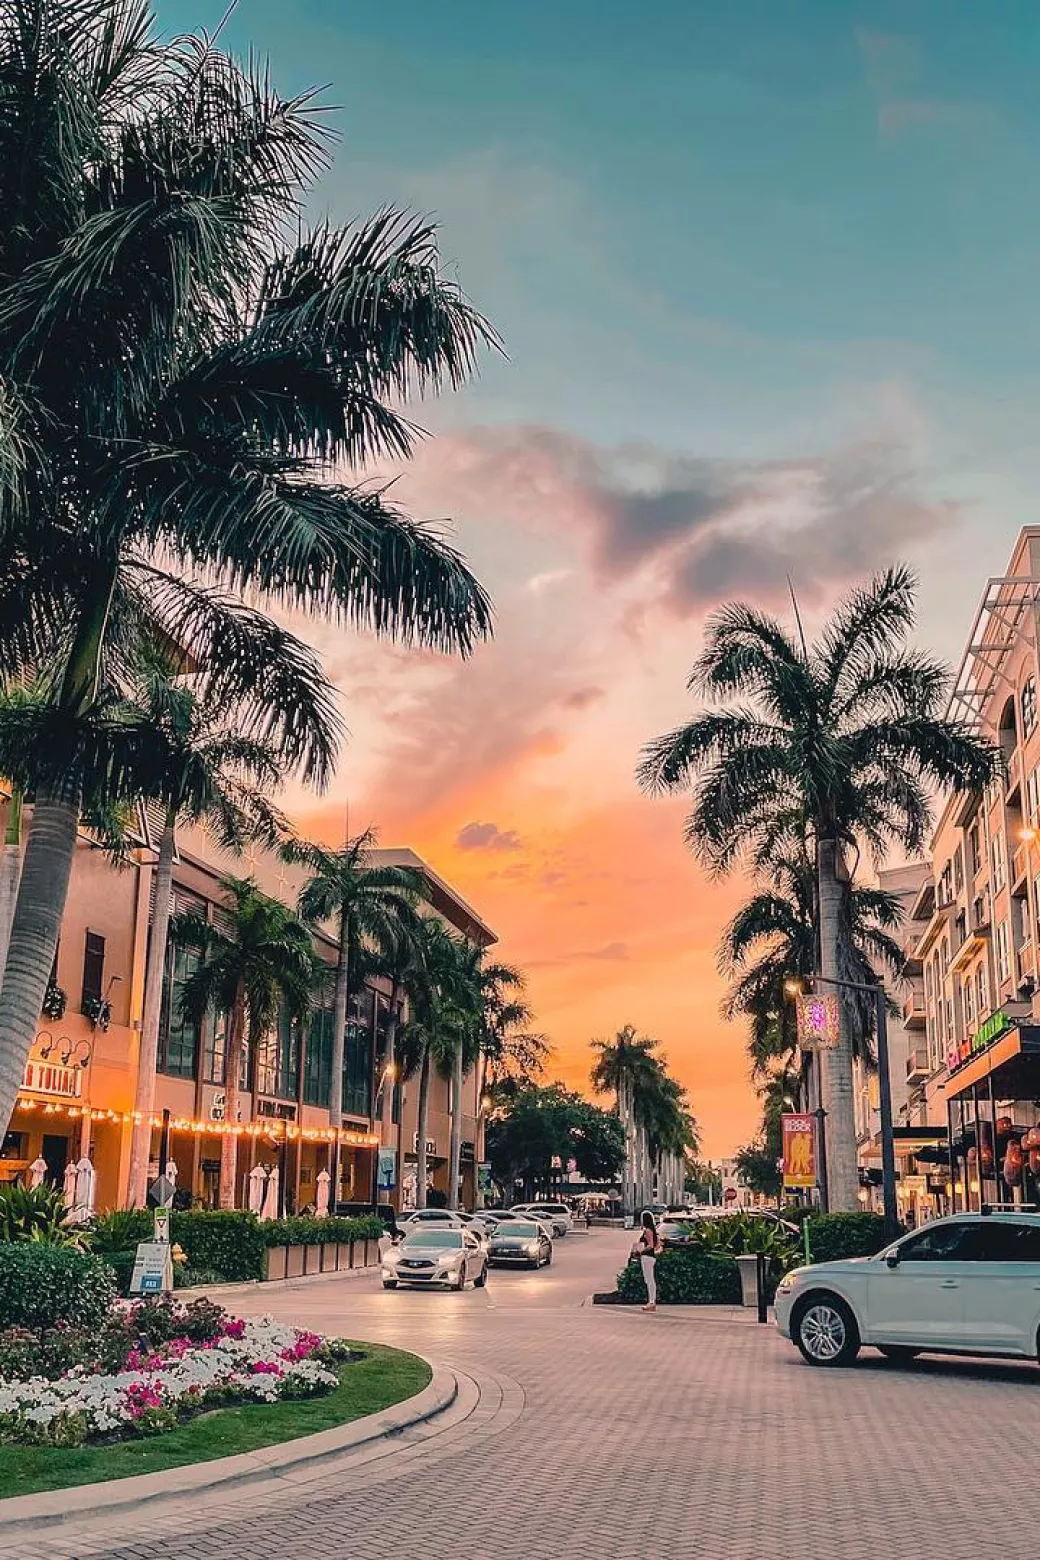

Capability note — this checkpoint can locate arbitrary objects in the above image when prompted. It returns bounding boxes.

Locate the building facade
[0,807,494,1214]
[898,529,1040,1219]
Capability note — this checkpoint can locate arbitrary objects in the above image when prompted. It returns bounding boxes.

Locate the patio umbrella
[28,1157,47,1189]
[73,1157,96,1220]
[248,1164,267,1215]
[62,1159,78,1207]
[260,1166,279,1222]
[315,1168,331,1217]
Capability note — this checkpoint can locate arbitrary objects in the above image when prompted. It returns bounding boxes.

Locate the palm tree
[125,653,317,1208]
[720,854,905,1081]
[638,566,995,1208]
[175,878,325,1209]
[443,945,528,1210]
[396,918,466,1209]
[0,1,496,1139]
[591,1025,665,1214]
[288,832,420,1203]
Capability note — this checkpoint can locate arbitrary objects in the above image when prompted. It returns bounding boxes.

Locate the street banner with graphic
[782,1113,816,1188]
[795,992,840,1051]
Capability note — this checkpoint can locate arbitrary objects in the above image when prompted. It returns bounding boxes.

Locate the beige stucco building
[0,805,494,1214]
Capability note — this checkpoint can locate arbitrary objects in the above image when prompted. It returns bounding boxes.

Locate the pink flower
[249,1360,283,1376]
[222,1318,246,1340]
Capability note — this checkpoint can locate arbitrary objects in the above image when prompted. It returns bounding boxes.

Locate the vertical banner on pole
[782,1113,816,1189]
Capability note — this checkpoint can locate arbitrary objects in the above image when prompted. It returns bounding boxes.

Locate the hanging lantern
[1005,1139,1023,1186]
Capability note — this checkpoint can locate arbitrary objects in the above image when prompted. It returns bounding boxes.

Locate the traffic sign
[148,1174,175,1208]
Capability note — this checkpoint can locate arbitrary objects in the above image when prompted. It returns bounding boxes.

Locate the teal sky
[156,1,1040,1148]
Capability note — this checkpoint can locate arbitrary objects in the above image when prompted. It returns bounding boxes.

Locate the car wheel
[474,1263,488,1288]
[792,1294,860,1367]
[382,1280,397,1290]
[545,1247,553,1266]
[876,1346,920,1363]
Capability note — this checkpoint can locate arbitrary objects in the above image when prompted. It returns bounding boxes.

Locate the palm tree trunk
[448,1043,463,1210]
[380,987,399,1150]
[0,788,23,991]
[818,835,858,1211]
[415,1046,431,1209]
[328,906,349,1205]
[127,810,177,1208]
[0,780,80,1138]
[219,984,246,1209]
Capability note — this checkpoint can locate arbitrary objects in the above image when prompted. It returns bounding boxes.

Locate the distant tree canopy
[485,1084,625,1199]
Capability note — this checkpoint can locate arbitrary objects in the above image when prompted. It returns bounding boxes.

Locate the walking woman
[633,1210,662,1312]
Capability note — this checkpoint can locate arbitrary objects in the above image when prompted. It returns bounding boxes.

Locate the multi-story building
[907,528,1040,1216]
[0,801,495,1214]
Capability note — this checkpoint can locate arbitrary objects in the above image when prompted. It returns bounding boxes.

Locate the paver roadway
[13,1227,1040,1560]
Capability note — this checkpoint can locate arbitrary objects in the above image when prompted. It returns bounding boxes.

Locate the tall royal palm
[444,945,528,1210]
[176,879,324,1208]
[126,650,318,1208]
[0,1,496,1136]
[639,566,995,1209]
[288,832,420,1202]
[721,854,905,1082]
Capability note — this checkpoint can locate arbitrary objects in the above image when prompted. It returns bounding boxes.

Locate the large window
[157,944,200,1079]
[81,930,105,1010]
[997,920,1012,983]
[992,834,1006,890]
[202,1015,226,1085]
[256,1005,299,1100]
[1023,676,1038,739]
[303,1007,334,1107]
[342,988,374,1119]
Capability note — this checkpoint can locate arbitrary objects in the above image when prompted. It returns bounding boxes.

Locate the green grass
[0,1344,431,1501]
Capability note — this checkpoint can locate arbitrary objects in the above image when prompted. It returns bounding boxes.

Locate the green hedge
[0,1244,116,1330]
[92,1210,385,1289]
[259,1214,384,1248]
[805,1212,894,1263]
[615,1248,742,1305]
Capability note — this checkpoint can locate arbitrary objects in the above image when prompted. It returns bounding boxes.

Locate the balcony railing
[906,1048,930,1083]
[902,989,926,1030]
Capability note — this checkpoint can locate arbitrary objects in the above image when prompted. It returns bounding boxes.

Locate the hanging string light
[13,1093,378,1146]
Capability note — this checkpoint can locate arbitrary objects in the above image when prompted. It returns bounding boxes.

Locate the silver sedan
[381,1229,488,1291]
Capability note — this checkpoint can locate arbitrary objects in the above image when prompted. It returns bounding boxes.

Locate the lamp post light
[787,971,898,1242]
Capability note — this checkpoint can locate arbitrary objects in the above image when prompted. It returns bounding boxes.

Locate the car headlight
[526,1242,541,1257]
[776,1277,794,1294]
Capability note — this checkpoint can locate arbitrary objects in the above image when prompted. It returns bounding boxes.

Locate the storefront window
[157,944,200,1080]
[303,1006,334,1106]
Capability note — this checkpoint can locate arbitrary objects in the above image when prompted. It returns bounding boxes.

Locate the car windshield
[402,1231,462,1249]
[498,1223,539,1237]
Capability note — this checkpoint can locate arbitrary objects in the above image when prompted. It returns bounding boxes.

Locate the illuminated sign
[22,1059,83,1099]
[796,993,840,1051]
[947,1008,1014,1075]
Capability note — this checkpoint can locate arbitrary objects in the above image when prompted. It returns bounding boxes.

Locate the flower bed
[0,1295,355,1448]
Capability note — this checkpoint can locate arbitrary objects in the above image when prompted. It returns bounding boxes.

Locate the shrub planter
[264,1247,288,1282]
[260,1240,381,1283]
[304,1243,323,1276]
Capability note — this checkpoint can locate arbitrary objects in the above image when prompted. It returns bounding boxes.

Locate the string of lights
[14,1095,378,1146]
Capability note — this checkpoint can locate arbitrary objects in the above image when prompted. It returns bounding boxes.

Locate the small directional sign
[148,1174,175,1209]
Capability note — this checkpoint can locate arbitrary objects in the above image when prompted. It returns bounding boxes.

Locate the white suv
[775,1212,1040,1366]
[514,1202,572,1237]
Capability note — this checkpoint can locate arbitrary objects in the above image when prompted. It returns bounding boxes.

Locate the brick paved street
[16,1229,1040,1560]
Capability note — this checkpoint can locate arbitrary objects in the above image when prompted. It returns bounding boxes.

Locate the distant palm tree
[396,918,463,1209]
[287,832,420,1200]
[639,566,995,1209]
[720,854,905,1081]
[591,1025,665,1213]
[0,0,496,1140]
[176,879,325,1208]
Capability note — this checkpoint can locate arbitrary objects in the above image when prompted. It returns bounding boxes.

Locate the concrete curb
[0,1358,455,1532]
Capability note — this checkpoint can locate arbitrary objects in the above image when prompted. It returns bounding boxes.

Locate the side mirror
[885,1248,901,1269]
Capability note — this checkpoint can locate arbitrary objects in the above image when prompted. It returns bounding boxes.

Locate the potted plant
[41,981,67,1020]
[81,995,111,1032]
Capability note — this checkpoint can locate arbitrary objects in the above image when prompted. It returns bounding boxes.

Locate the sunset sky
[164,0,1040,1155]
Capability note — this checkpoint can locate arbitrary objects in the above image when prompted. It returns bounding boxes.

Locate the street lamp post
[785,973,898,1241]
[800,973,898,1242]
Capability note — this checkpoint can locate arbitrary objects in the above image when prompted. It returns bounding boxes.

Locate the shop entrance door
[41,1133,68,1187]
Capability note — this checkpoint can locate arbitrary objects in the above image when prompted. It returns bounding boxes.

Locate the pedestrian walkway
[10,1230,1040,1559]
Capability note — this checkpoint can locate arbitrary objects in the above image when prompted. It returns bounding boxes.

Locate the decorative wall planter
[261,1240,381,1282]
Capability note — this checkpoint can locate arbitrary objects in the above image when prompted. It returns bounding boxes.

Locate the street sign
[148,1174,175,1208]
[153,1206,170,1243]
[795,992,840,1051]
[129,1240,173,1294]
[782,1113,816,1188]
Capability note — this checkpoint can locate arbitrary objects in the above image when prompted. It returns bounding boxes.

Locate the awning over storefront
[945,1024,1040,1101]
[891,1125,948,1157]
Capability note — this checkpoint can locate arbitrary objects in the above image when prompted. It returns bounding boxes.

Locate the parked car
[775,1212,1040,1367]
[514,1202,572,1236]
[381,1228,488,1290]
[487,1220,553,1269]
[656,1218,695,1248]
